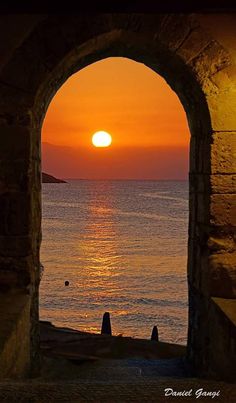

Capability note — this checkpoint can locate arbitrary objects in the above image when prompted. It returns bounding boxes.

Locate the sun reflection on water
[79,187,121,282]
[40,180,188,342]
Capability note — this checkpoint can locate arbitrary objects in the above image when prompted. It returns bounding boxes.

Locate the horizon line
[60,178,188,181]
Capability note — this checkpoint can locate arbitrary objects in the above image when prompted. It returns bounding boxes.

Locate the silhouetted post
[151,325,159,341]
[101,312,112,335]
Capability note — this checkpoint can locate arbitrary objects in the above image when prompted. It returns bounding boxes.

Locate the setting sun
[92,131,112,147]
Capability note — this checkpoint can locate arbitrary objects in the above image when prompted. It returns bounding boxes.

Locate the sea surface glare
[40,180,188,344]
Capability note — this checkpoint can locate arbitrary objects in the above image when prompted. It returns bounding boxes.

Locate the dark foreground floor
[1,354,235,402]
[0,322,235,402]
[0,375,235,403]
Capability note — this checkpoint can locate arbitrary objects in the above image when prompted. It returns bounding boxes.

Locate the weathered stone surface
[111,14,166,37]
[209,253,236,298]
[210,174,236,194]
[189,40,231,83]
[211,132,236,174]
[207,235,236,254]
[0,45,49,94]
[210,64,236,91]
[0,192,32,236]
[157,14,197,52]
[210,194,236,226]
[0,269,31,293]
[197,192,210,224]
[189,136,211,174]
[207,92,236,131]
[187,285,209,365]
[187,239,203,289]
[0,256,34,272]
[188,287,236,382]
[0,121,31,160]
[189,173,236,195]
[212,297,236,326]
[177,27,212,64]
[0,82,34,117]
[0,160,31,193]
[0,15,46,73]
[30,286,40,378]
[0,236,32,257]
[208,297,236,382]
[0,292,31,379]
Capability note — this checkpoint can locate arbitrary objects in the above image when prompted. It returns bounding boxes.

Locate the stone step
[74,366,143,381]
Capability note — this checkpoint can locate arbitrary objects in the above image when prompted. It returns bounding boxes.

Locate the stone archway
[0,14,235,381]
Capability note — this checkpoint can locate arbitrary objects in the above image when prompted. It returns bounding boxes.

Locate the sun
[92,131,112,147]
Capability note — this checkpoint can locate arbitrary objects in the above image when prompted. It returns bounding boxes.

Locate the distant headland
[42,172,67,183]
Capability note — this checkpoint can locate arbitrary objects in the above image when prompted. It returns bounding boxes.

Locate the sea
[40,180,188,345]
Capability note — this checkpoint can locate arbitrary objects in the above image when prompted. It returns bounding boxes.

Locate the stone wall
[0,13,235,380]
[0,293,31,378]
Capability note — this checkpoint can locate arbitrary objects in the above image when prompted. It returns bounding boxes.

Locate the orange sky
[42,57,190,179]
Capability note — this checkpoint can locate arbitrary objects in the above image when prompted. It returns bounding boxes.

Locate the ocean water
[40,180,188,345]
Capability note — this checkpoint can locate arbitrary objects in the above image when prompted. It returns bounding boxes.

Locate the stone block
[210,64,236,92]
[187,285,210,366]
[0,236,32,257]
[209,253,236,298]
[157,14,196,52]
[189,40,231,84]
[211,132,236,174]
[189,136,212,174]
[188,233,236,298]
[112,14,165,38]
[200,77,219,97]
[189,173,210,194]
[188,194,197,239]
[0,82,33,117]
[0,292,31,379]
[0,15,46,73]
[212,297,236,327]
[208,297,236,382]
[28,158,41,194]
[0,121,31,159]
[188,288,236,381]
[177,27,211,64]
[210,174,236,194]
[188,236,211,296]
[210,194,236,226]
[189,136,198,173]
[0,256,33,272]
[0,192,32,236]
[207,235,235,254]
[0,160,31,193]
[207,93,236,132]
[0,269,31,292]
[0,40,49,94]
[190,172,236,196]
[198,138,211,174]
[197,193,210,224]
[187,239,201,287]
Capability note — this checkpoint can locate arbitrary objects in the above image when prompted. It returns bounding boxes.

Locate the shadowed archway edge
[0,13,235,381]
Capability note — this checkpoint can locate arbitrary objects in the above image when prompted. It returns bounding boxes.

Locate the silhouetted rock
[42,172,67,183]
[151,325,159,341]
[101,312,112,335]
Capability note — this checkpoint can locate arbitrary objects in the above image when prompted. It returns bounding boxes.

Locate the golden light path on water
[40,180,188,343]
